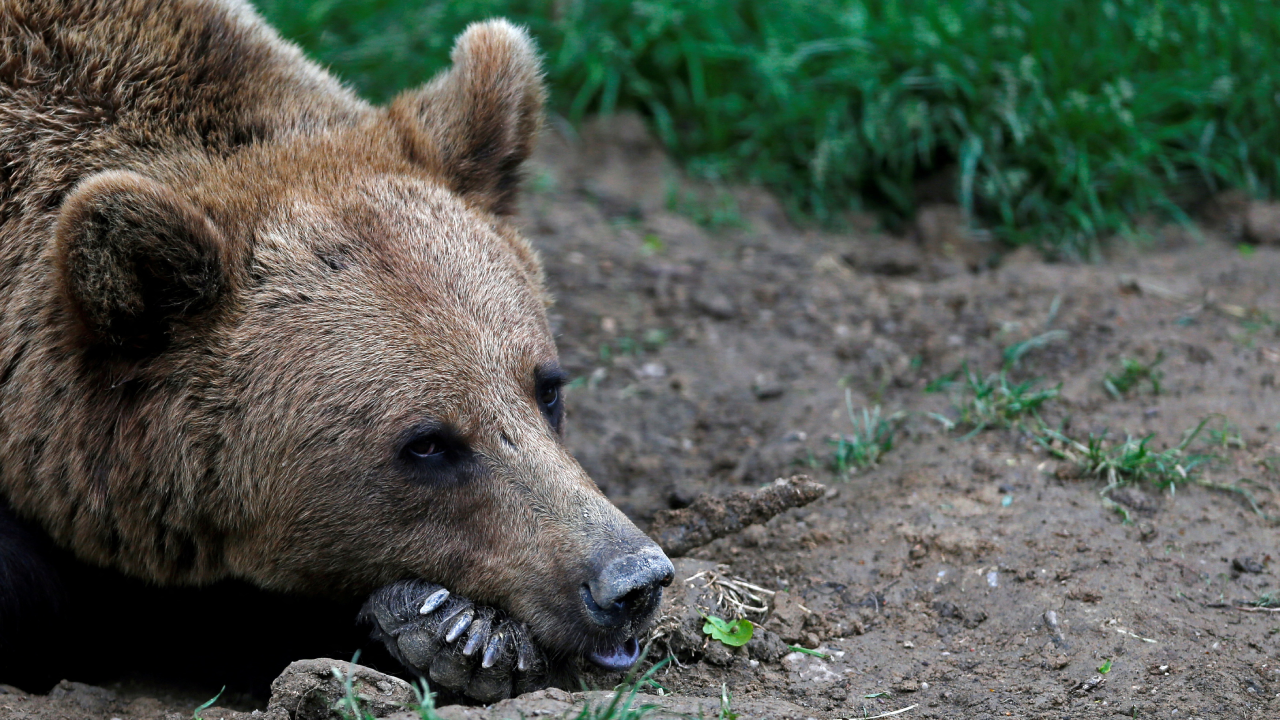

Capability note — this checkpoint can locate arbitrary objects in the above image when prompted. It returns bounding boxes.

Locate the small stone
[768,591,809,643]
[1066,587,1103,603]
[752,372,785,400]
[267,659,415,720]
[894,679,920,693]
[1245,200,1280,244]
[693,288,736,319]
[747,628,789,663]
[636,362,667,379]
[1232,557,1265,574]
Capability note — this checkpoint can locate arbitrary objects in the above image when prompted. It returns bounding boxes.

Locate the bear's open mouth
[586,636,640,671]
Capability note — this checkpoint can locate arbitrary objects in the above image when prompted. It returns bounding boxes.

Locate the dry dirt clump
[10,114,1280,719]
[648,475,827,556]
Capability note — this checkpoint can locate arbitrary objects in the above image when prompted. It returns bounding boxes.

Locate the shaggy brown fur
[0,0,661,672]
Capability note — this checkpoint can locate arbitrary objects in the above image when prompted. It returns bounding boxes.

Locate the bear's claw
[360,579,547,703]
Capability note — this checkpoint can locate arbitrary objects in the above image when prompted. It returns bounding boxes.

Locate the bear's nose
[582,545,674,628]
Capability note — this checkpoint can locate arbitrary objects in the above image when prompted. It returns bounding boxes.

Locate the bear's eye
[405,434,446,459]
[535,366,568,433]
[539,384,559,409]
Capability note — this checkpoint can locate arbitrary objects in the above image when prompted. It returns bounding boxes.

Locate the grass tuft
[829,391,902,475]
[1037,420,1210,491]
[1103,351,1165,398]
[192,688,224,720]
[574,656,672,720]
[931,364,1059,436]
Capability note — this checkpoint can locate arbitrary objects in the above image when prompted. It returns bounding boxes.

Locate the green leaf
[787,644,829,658]
[192,687,225,720]
[702,614,754,646]
[1097,659,1113,674]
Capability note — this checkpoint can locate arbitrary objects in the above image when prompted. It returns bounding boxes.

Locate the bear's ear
[54,171,236,349]
[389,19,546,216]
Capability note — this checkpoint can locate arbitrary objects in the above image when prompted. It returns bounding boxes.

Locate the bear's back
[0,0,371,223]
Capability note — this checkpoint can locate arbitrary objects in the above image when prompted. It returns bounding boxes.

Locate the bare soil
[5,115,1280,720]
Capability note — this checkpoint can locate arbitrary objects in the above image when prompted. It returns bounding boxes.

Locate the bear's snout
[578,541,673,672]
[583,544,673,628]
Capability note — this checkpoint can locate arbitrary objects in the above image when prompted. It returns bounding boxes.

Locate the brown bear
[0,0,672,704]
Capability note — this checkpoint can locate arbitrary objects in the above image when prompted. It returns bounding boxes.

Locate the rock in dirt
[427,688,812,720]
[933,600,988,629]
[648,475,826,556]
[767,591,810,643]
[1042,609,1069,650]
[1245,200,1280,245]
[266,659,416,720]
[1109,487,1159,514]
[1232,556,1265,574]
[1068,675,1106,697]
[46,681,119,715]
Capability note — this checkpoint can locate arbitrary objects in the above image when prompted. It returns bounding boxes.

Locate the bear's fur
[0,0,669,698]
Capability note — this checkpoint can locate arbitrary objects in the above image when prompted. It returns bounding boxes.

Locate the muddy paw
[360,580,547,703]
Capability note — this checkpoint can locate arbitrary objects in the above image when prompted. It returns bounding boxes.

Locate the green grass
[1038,420,1210,490]
[191,688,225,720]
[573,657,673,720]
[1036,420,1213,523]
[331,656,441,720]
[1103,351,1165,398]
[254,0,1280,254]
[931,364,1059,436]
[829,392,902,474]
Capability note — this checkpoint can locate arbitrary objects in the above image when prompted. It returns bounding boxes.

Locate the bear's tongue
[587,636,641,671]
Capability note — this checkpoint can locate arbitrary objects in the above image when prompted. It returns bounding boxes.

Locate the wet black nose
[582,546,675,628]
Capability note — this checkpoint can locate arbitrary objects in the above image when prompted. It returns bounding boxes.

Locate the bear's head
[48,21,671,671]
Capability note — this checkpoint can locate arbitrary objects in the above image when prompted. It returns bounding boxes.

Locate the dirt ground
[5,115,1280,720]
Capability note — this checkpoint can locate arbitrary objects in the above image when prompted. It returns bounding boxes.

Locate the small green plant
[1248,593,1279,609]
[718,683,739,720]
[409,679,441,720]
[1103,351,1165,398]
[1039,420,1210,491]
[665,182,745,230]
[192,688,225,720]
[600,329,670,363]
[1207,419,1246,449]
[334,658,371,720]
[829,393,902,474]
[787,645,829,658]
[701,613,754,647]
[933,364,1059,436]
[923,370,959,394]
[573,655,671,720]
[329,653,443,720]
[1037,419,1215,521]
[1097,658,1113,674]
[640,233,665,255]
[1002,330,1068,370]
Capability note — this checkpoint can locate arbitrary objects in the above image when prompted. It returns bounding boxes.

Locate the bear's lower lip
[586,636,640,670]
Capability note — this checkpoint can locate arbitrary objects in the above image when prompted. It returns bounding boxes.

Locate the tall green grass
[254,0,1280,255]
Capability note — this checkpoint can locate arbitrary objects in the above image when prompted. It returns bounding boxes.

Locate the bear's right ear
[389,19,546,216]
[54,171,237,350]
